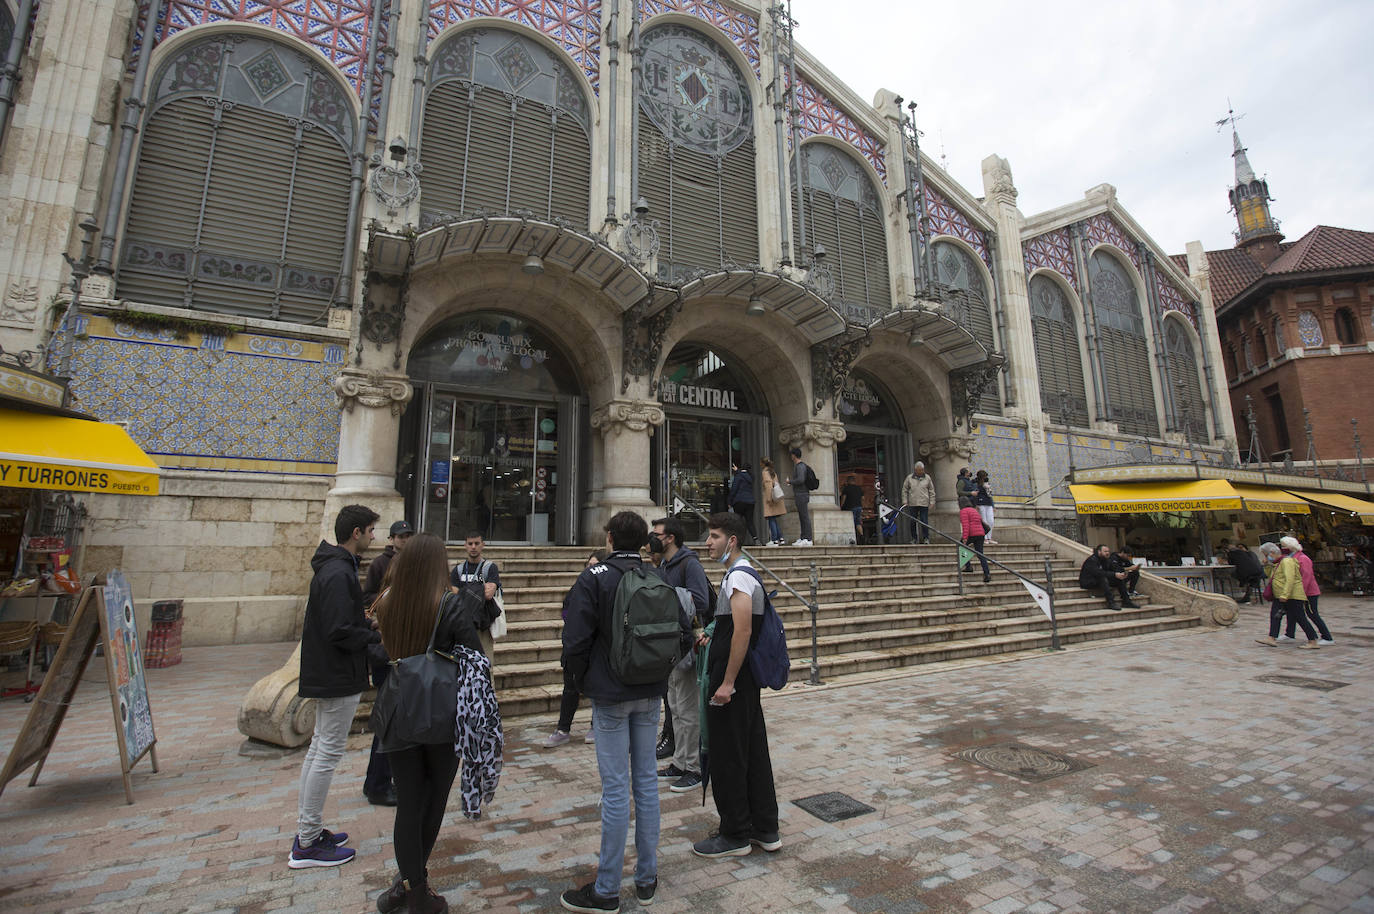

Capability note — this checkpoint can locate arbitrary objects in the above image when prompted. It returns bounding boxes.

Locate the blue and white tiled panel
[65,315,342,475]
[971,422,1033,500]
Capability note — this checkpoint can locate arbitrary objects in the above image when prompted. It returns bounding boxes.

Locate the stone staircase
[452,541,1202,720]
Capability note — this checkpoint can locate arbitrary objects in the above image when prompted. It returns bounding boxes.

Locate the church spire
[1218,105,1281,255]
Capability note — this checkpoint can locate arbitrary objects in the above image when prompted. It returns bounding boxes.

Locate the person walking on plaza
[1255,541,1320,649]
[839,474,865,544]
[760,457,787,546]
[728,462,759,545]
[371,533,486,914]
[786,446,815,546]
[289,504,380,869]
[958,496,990,583]
[651,517,711,794]
[450,532,501,658]
[694,512,780,859]
[544,550,607,748]
[1078,544,1135,611]
[901,461,936,544]
[560,512,686,912]
[973,470,997,544]
[1279,535,1334,644]
[360,520,414,808]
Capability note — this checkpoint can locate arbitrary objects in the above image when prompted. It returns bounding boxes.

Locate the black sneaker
[692,834,751,858]
[749,831,782,852]
[560,882,620,913]
[655,734,674,760]
[635,879,657,906]
[669,772,702,793]
[656,764,684,780]
[376,876,406,914]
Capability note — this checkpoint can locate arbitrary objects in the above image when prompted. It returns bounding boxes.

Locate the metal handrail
[670,494,825,685]
[883,501,1063,650]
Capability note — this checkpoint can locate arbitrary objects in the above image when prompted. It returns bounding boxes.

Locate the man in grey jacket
[900,461,936,544]
[651,516,711,794]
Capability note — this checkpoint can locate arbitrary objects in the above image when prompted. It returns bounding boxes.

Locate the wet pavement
[1,597,1371,913]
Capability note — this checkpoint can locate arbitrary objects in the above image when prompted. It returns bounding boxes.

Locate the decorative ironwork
[1082,212,1142,272]
[949,354,1005,431]
[641,0,760,73]
[1354,419,1367,484]
[1155,272,1197,329]
[955,743,1093,782]
[792,75,886,183]
[623,198,661,262]
[622,292,682,393]
[640,23,752,156]
[810,329,871,416]
[370,137,422,212]
[356,226,412,369]
[925,183,988,267]
[429,0,603,91]
[803,254,835,301]
[1023,226,1078,292]
[0,339,43,370]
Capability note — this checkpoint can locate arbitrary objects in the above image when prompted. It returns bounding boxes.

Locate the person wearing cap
[1279,535,1334,645]
[360,520,413,807]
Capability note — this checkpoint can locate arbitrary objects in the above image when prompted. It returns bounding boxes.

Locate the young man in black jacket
[360,519,412,808]
[289,504,380,870]
[559,511,689,913]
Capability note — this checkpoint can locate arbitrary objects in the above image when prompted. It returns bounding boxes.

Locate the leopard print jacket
[453,645,503,819]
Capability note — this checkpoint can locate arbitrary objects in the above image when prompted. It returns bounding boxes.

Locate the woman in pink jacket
[958,496,990,583]
[1279,535,1333,644]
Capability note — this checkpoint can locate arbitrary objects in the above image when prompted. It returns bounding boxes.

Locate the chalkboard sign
[0,571,159,804]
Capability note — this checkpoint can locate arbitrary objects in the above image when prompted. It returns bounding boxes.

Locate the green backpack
[608,562,685,685]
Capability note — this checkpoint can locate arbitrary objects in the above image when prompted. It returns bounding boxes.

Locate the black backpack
[804,463,820,491]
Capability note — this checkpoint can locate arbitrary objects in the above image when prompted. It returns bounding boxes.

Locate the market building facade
[0,0,1234,643]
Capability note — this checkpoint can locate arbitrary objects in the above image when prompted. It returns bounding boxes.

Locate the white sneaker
[543,730,570,748]
[792,538,807,546]
[764,540,779,547]
[1318,638,1335,645]
[1276,634,1295,643]
[984,538,998,545]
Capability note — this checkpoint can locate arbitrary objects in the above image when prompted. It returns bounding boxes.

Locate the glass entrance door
[421,393,560,543]
[663,416,741,542]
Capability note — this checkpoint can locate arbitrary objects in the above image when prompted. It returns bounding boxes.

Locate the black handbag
[370,589,481,747]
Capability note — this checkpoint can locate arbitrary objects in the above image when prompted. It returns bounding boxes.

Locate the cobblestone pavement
[1,598,1372,914]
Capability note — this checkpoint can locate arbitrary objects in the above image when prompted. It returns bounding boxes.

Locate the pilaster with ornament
[333,367,414,417]
[948,354,1006,431]
[778,419,847,450]
[590,399,665,437]
[809,329,871,416]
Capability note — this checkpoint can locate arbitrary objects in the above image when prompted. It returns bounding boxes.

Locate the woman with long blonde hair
[372,532,482,914]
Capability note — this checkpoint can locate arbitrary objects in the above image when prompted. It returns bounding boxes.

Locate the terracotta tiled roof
[1203,247,1268,308]
[1264,224,1374,275]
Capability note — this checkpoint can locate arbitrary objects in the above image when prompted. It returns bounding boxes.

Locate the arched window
[1254,325,1268,365]
[117,34,356,324]
[1334,307,1359,345]
[1165,320,1206,442]
[1028,274,1088,425]
[933,240,999,415]
[791,142,890,316]
[419,29,592,229]
[1272,316,1286,353]
[1088,250,1158,436]
[638,23,758,281]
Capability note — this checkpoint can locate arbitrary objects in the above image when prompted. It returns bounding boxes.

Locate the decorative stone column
[586,397,663,534]
[322,367,413,538]
[778,419,849,544]
[919,434,978,536]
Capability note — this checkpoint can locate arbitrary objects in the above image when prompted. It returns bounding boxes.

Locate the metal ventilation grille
[933,241,1000,415]
[1165,320,1207,441]
[1089,252,1158,437]
[793,191,891,314]
[1029,274,1089,425]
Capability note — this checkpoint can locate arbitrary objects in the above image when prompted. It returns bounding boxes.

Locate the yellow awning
[1230,485,1311,515]
[1286,489,1374,525]
[1070,480,1242,514]
[0,408,161,495]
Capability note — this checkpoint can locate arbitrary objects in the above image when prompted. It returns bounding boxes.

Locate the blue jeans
[766,516,781,542]
[591,697,660,896]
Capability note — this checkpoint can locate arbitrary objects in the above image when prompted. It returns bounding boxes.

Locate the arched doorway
[835,370,909,542]
[652,342,770,541]
[401,311,583,544]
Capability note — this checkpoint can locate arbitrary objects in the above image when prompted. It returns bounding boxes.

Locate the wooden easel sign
[0,570,159,804]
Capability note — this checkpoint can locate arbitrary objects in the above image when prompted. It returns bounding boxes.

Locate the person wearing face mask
[650,517,712,794]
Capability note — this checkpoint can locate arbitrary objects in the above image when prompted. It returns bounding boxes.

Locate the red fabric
[960,507,985,540]
[1287,549,1322,597]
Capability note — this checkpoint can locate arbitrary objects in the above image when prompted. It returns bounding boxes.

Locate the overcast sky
[792,0,1374,256]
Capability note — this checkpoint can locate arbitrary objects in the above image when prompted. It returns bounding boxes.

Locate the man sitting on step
[1079,544,1137,611]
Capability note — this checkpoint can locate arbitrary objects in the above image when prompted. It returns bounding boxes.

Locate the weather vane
[1215,99,1245,133]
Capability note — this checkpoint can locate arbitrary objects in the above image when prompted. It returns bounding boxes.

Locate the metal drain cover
[1254,674,1349,691]
[794,792,876,822]
[955,742,1093,782]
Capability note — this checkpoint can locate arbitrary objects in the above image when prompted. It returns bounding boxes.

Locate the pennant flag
[957,545,975,569]
[1020,579,1053,621]
[672,496,689,516]
[877,502,895,525]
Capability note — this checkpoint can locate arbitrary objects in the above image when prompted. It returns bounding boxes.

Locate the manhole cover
[1254,674,1349,691]
[794,792,876,822]
[955,742,1093,782]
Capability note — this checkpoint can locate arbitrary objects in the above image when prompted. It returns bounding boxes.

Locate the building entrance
[836,371,909,542]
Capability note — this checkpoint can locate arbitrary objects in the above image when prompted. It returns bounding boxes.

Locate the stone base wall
[80,471,329,647]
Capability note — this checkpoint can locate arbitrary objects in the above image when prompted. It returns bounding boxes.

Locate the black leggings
[388,742,460,885]
[557,665,582,733]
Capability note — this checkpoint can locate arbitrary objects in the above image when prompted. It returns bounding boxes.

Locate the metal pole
[1045,557,1061,651]
[785,0,805,253]
[338,0,388,305]
[808,562,821,686]
[604,0,620,224]
[0,0,36,155]
[1353,419,1367,489]
[55,219,100,387]
[956,543,964,596]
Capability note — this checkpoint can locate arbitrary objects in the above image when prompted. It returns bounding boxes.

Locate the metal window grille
[1088,251,1158,436]
[933,241,1000,415]
[791,143,891,314]
[116,34,355,325]
[1028,275,1089,424]
[1165,321,1207,441]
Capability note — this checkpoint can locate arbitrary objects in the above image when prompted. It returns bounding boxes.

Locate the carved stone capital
[333,368,413,417]
[778,419,847,449]
[590,399,665,437]
[919,435,978,463]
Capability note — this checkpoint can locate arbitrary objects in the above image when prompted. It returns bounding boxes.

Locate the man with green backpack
[559,511,692,913]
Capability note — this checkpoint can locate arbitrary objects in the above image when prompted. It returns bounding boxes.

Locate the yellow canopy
[0,408,161,495]
[1286,489,1374,525]
[1070,479,1310,515]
